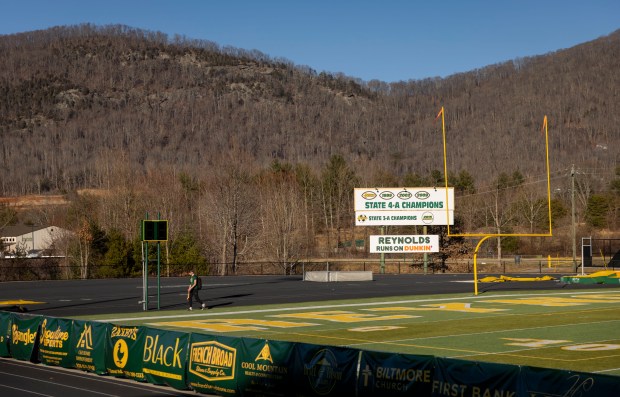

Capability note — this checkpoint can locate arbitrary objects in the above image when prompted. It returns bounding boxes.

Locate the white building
[0,225,70,256]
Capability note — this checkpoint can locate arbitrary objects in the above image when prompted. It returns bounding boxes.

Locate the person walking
[187,270,206,310]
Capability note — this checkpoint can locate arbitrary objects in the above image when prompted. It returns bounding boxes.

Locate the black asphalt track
[3,273,618,318]
[0,357,199,396]
[1,273,618,396]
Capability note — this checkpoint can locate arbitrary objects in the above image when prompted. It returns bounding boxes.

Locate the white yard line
[595,367,620,374]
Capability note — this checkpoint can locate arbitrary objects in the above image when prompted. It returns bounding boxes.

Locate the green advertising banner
[237,338,296,396]
[37,317,73,367]
[9,314,42,362]
[106,323,146,382]
[70,319,109,374]
[186,333,241,396]
[520,366,620,397]
[433,357,520,397]
[5,312,620,397]
[142,327,189,390]
[357,351,435,396]
[292,343,359,397]
[0,311,12,357]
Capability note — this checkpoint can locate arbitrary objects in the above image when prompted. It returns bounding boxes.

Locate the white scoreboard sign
[355,187,454,226]
[370,235,439,253]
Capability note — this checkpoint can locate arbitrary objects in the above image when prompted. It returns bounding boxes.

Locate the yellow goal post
[437,107,553,295]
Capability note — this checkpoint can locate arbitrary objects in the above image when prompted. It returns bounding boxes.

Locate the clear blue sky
[1,0,618,82]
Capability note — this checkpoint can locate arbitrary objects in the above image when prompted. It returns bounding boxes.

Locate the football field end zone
[80,289,620,376]
[343,306,620,369]
[253,306,620,375]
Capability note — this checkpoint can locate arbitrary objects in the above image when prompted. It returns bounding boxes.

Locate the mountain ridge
[1,24,619,196]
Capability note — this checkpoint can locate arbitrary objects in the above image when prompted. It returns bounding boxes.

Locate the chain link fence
[2,255,608,282]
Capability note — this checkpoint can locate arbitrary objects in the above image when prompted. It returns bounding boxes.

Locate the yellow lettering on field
[273,310,414,323]
[502,338,571,348]
[155,319,316,333]
[485,297,615,307]
[570,294,620,302]
[367,303,506,313]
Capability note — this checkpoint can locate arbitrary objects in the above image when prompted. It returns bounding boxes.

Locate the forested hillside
[0,24,618,275]
[2,24,619,193]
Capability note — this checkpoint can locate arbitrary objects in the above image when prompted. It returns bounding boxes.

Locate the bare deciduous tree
[203,164,257,275]
[257,164,306,273]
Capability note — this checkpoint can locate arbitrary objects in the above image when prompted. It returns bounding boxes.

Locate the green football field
[76,288,620,377]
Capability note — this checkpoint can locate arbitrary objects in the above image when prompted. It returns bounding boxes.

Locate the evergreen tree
[169,230,207,275]
[586,194,610,228]
[101,229,135,277]
[611,166,620,194]
[453,170,476,195]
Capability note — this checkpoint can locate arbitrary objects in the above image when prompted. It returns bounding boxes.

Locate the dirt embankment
[0,195,69,209]
[0,189,111,210]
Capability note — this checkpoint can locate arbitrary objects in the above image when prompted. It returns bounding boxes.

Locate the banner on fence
[106,323,146,381]
[70,319,108,374]
[186,333,241,396]
[142,327,189,390]
[292,343,359,397]
[434,357,520,397]
[3,312,620,397]
[0,311,12,357]
[519,365,620,397]
[357,351,435,396]
[237,338,296,396]
[9,314,42,362]
[369,235,440,253]
[38,317,73,367]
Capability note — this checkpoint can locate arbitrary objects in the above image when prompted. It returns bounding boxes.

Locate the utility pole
[571,165,577,272]
[423,225,428,275]
[380,226,385,274]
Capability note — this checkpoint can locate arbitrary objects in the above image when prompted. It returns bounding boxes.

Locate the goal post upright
[439,108,554,295]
